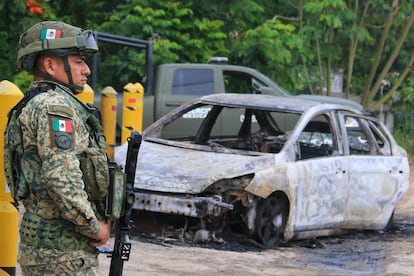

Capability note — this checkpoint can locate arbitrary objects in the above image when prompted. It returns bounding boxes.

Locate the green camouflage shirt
[15,81,103,265]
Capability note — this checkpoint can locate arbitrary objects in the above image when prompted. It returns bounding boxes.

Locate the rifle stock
[109,130,142,276]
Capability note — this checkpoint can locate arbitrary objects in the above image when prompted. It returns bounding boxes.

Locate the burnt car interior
[344,115,391,156]
[160,104,339,160]
[199,107,338,160]
[195,107,286,152]
[297,119,334,160]
[193,106,292,152]
[156,104,392,161]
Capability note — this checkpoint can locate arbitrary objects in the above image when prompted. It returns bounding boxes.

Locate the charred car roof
[181,93,362,113]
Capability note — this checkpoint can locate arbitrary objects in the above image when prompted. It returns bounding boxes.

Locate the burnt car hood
[114,140,276,194]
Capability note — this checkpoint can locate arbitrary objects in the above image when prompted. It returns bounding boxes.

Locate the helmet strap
[33,56,84,93]
[62,56,84,93]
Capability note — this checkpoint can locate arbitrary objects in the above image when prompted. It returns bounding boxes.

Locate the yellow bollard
[0,80,22,275]
[0,202,19,275]
[101,86,118,160]
[121,82,144,144]
[0,80,23,201]
[76,83,95,105]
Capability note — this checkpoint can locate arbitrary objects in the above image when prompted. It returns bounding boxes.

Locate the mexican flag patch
[52,118,73,133]
[40,28,62,40]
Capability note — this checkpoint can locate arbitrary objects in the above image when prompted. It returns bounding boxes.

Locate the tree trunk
[367,5,414,110]
[361,0,398,108]
[326,27,334,96]
[373,49,414,110]
[345,0,369,99]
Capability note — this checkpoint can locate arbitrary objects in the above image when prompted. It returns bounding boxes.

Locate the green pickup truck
[141,60,363,130]
[91,33,363,138]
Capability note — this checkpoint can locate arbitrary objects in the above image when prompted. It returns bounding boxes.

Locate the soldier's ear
[38,55,62,77]
[42,56,56,75]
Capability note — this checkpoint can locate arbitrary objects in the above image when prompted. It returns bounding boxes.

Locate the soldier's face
[66,54,91,88]
[46,54,91,92]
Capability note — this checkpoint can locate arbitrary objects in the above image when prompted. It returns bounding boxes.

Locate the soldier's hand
[90,220,111,247]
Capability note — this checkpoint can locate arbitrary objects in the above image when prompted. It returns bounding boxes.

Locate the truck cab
[143,61,363,130]
[91,33,363,138]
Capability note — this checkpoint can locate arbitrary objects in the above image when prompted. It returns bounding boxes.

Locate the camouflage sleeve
[21,91,101,237]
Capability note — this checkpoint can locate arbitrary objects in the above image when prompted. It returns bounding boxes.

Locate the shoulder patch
[51,117,73,133]
[49,116,74,149]
[48,105,75,149]
[49,116,74,150]
[55,132,72,149]
[47,104,74,118]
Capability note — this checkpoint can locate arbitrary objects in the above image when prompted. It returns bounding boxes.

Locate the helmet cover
[16,21,98,72]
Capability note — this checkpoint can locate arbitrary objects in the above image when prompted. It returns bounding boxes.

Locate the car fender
[245,163,298,240]
[245,165,290,199]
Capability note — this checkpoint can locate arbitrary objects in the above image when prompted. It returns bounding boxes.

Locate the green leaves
[96,0,228,89]
[0,0,413,115]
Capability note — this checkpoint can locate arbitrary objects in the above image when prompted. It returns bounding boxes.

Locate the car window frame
[338,111,392,156]
[290,110,342,161]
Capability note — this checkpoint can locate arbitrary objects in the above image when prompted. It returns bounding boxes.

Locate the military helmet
[16,21,98,72]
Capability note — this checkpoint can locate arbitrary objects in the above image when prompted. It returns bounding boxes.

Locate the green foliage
[392,112,414,158]
[233,19,304,92]
[393,131,414,158]
[391,77,414,110]
[13,71,33,92]
[305,0,347,28]
[97,0,228,91]
[0,0,414,114]
[0,0,113,86]
[0,1,36,82]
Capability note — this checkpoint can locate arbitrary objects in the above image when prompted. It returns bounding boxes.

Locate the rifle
[109,130,142,276]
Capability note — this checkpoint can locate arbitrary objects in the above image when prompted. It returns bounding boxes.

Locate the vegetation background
[2,0,414,154]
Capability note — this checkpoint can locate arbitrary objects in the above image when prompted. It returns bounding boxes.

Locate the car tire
[255,194,288,248]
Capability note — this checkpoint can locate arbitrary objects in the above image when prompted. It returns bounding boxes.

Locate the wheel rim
[256,196,287,248]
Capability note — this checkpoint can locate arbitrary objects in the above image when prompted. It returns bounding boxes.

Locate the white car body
[115,93,409,247]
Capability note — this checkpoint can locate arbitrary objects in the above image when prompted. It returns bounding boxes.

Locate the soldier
[4,21,110,275]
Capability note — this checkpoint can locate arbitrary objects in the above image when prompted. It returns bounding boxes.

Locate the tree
[2,0,414,114]
[262,0,414,111]
[96,0,227,91]
[0,0,115,89]
[363,2,414,111]
[0,1,39,84]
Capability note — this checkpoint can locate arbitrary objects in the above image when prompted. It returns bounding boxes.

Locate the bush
[392,111,414,158]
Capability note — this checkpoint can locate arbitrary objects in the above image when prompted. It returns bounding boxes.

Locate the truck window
[223,71,266,94]
[172,69,214,95]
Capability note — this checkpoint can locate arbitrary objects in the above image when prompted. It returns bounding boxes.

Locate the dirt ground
[13,164,414,276]
[97,164,414,276]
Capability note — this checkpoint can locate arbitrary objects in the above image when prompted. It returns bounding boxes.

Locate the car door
[292,112,348,231]
[340,113,408,228]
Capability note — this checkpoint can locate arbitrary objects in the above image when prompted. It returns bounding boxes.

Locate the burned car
[115,93,409,247]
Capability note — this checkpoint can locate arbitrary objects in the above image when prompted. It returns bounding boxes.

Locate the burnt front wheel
[255,195,288,248]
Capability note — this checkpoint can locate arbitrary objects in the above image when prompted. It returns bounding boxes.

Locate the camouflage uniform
[3,21,110,275]
[10,80,106,275]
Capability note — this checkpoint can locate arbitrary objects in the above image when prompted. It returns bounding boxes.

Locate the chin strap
[62,56,84,93]
[33,56,84,94]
